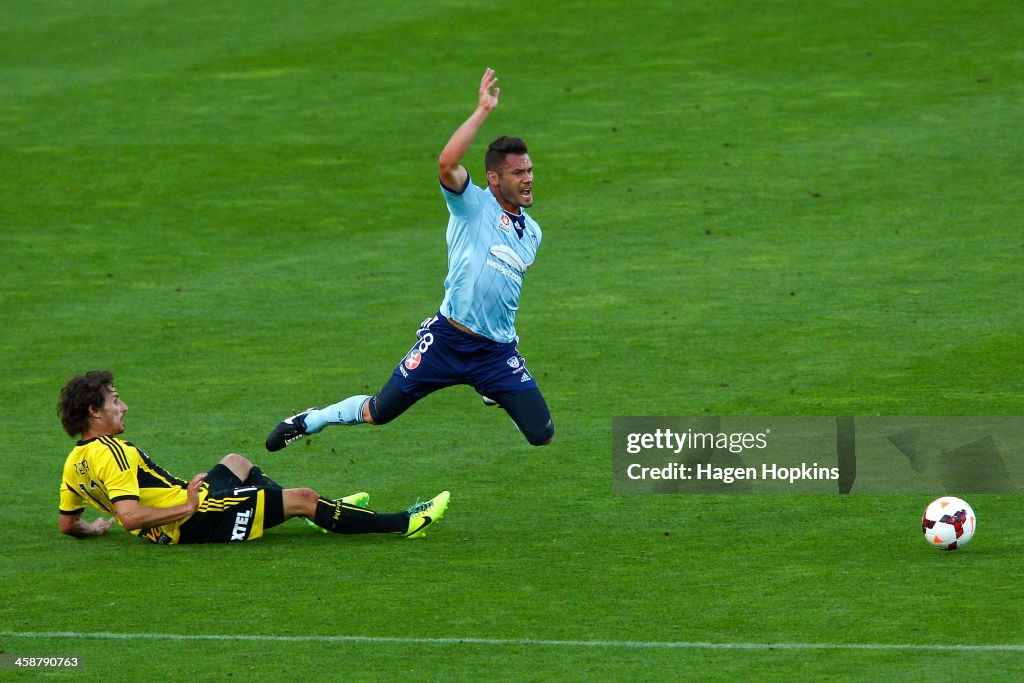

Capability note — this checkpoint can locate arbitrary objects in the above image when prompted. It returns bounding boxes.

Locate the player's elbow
[59,516,79,537]
[59,514,94,538]
[112,506,139,531]
[117,514,142,532]
[438,161,467,192]
[438,151,457,173]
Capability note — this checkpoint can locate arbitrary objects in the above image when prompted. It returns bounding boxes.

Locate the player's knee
[295,487,319,503]
[525,421,554,446]
[283,487,320,518]
[367,399,386,425]
[362,399,377,425]
[367,395,398,425]
[368,380,418,425]
[221,453,253,474]
[528,434,554,446]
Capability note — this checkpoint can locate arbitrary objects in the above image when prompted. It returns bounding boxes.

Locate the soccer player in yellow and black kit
[57,370,449,544]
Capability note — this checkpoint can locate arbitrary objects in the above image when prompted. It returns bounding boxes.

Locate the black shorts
[176,464,284,544]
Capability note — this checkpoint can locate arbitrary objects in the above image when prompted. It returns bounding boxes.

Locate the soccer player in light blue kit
[267,68,554,451]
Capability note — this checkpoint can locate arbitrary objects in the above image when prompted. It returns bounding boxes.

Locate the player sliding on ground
[266,68,554,452]
[57,371,448,544]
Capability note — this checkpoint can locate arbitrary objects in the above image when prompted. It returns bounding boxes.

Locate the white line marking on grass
[2,631,1022,652]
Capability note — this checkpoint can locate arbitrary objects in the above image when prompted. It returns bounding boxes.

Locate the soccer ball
[921,496,976,550]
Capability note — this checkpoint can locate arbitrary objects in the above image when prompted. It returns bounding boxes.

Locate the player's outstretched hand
[92,517,115,535]
[479,68,499,112]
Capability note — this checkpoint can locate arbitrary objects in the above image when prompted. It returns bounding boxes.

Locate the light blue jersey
[438,175,542,343]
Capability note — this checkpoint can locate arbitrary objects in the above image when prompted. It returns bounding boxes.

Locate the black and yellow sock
[313,497,408,534]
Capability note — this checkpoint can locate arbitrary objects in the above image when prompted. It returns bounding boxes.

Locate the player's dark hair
[58,370,114,437]
[485,136,528,173]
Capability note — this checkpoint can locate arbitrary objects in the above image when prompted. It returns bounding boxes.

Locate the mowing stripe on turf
[1,631,1022,652]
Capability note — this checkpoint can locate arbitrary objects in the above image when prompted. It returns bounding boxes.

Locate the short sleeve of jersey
[95,439,142,502]
[59,480,85,514]
[440,174,484,218]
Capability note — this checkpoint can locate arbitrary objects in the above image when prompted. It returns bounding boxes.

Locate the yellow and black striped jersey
[59,436,206,543]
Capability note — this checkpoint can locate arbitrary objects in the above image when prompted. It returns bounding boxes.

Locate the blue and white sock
[304,395,371,433]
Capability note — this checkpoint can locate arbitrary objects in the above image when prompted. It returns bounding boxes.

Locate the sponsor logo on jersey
[231,508,253,541]
[403,330,434,372]
[490,244,532,273]
[485,258,523,285]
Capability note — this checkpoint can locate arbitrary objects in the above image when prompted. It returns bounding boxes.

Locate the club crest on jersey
[506,356,521,369]
[497,213,512,234]
[405,350,422,370]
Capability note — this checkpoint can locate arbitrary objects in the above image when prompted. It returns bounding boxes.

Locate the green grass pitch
[1,1,1022,680]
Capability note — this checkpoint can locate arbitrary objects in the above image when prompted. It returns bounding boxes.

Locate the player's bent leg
[177,486,284,543]
[244,465,281,489]
[366,378,422,425]
[489,389,555,446]
[219,453,255,480]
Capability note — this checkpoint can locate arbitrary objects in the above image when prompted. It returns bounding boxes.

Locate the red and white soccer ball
[921,496,976,550]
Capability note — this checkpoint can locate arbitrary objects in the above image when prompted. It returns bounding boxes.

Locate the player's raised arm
[438,68,500,191]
